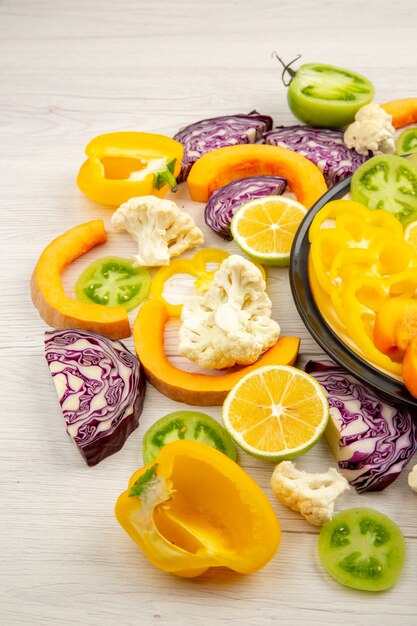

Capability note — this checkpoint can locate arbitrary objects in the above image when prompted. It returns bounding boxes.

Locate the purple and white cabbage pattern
[45,329,145,466]
[204,175,287,240]
[173,111,273,182]
[305,360,416,493]
[264,125,369,187]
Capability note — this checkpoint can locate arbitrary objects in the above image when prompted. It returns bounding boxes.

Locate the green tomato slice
[142,411,237,464]
[75,256,151,311]
[396,127,417,156]
[318,508,405,592]
[287,63,374,128]
[351,154,417,226]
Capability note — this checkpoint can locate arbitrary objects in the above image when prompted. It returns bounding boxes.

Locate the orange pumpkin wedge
[133,300,300,405]
[187,144,327,205]
[381,98,417,129]
[31,220,130,339]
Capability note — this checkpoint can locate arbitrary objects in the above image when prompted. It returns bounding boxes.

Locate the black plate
[289,175,417,408]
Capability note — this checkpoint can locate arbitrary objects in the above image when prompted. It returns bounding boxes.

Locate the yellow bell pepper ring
[334,270,417,376]
[309,205,406,295]
[151,248,266,317]
[77,132,184,207]
[308,199,403,243]
[115,440,281,577]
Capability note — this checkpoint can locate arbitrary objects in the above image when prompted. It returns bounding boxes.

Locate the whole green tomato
[274,56,375,128]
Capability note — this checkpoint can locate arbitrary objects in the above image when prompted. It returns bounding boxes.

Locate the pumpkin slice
[31,220,130,339]
[381,98,417,129]
[187,144,327,205]
[133,300,300,405]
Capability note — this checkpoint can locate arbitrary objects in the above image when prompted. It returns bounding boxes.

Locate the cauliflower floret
[344,103,396,156]
[179,255,280,370]
[271,461,350,527]
[111,195,204,267]
[408,465,417,493]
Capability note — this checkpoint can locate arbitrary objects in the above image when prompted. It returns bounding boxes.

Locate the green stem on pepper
[153,159,178,192]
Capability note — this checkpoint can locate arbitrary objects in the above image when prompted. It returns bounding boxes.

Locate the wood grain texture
[1,1,417,624]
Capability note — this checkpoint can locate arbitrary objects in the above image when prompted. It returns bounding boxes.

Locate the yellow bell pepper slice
[329,239,417,321]
[77,132,184,206]
[309,199,403,243]
[340,278,401,375]
[308,201,417,375]
[115,440,281,577]
[335,269,417,375]
[329,248,378,322]
[309,199,368,242]
[151,248,266,317]
[308,254,348,339]
[310,202,405,294]
[311,227,404,294]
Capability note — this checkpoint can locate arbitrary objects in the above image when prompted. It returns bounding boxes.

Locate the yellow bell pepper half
[115,440,281,577]
[151,248,266,317]
[77,132,184,207]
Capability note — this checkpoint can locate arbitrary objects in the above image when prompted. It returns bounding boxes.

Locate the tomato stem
[271,52,301,86]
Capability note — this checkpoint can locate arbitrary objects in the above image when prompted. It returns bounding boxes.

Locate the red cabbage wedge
[264,125,368,187]
[174,111,273,182]
[305,360,416,493]
[45,329,146,466]
[205,175,287,240]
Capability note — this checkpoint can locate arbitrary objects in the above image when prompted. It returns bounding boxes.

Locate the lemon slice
[230,196,307,266]
[222,365,329,461]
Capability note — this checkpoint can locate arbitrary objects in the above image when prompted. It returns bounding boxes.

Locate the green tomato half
[287,63,375,129]
[351,154,417,226]
[318,508,405,592]
[142,411,237,464]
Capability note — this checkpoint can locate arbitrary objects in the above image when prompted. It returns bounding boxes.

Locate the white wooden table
[1,1,416,624]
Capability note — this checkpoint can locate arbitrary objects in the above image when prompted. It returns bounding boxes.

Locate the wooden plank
[1,1,416,624]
